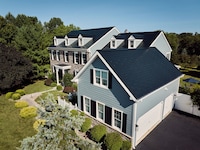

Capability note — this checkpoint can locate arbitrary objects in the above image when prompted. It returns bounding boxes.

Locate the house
[72,47,182,149]
[104,30,172,60]
[48,27,119,84]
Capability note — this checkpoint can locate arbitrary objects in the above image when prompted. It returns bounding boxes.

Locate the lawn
[0,95,36,150]
[23,80,53,94]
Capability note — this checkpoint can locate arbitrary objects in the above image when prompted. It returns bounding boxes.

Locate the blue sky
[0,0,199,33]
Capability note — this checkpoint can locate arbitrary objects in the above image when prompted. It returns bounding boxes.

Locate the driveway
[136,110,200,150]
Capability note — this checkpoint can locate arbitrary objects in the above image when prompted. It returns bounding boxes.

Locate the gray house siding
[90,28,119,55]
[136,78,180,120]
[151,33,171,58]
[77,57,134,136]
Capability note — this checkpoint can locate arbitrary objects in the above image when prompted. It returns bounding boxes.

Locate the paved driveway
[136,110,200,150]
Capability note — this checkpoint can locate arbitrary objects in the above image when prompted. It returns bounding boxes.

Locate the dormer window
[54,36,57,46]
[128,35,143,49]
[130,40,134,48]
[110,36,116,49]
[78,34,83,46]
[64,35,69,46]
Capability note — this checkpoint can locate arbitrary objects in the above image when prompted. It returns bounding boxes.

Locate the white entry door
[136,102,163,145]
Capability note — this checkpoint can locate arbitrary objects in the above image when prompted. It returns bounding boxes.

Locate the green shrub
[56,85,62,91]
[12,93,21,100]
[15,100,28,108]
[104,132,123,150]
[44,78,53,86]
[121,140,132,150]
[63,73,73,87]
[20,106,37,118]
[90,125,107,142]
[70,110,85,117]
[80,117,92,132]
[50,82,57,87]
[5,92,14,99]
[15,89,25,96]
[33,119,45,131]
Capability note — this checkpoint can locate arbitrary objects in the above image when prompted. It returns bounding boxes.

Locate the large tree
[0,43,33,93]
[18,94,101,150]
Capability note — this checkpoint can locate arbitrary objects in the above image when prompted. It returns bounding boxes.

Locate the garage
[136,101,163,145]
[163,94,174,118]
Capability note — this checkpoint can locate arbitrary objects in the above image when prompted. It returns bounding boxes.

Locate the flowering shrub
[33,119,45,132]
[15,100,28,108]
[20,106,37,118]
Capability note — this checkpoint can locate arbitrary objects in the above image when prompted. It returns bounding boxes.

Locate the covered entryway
[136,102,163,145]
[53,64,71,85]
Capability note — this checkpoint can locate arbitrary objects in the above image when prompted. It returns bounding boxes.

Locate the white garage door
[163,94,174,118]
[136,102,163,145]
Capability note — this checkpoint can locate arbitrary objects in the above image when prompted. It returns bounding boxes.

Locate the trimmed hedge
[20,106,37,118]
[104,132,123,150]
[15,100,28,108]
[80,117,92,132]
[50,82,57,87]
[5,92,14,99]
[90,124,107,142]
[15,89,25,96]
[121,140,132,150]
[56,85,62,91]
[12,93,21,100]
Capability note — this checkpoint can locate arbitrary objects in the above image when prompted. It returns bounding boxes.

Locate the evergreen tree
[18,94,101,150]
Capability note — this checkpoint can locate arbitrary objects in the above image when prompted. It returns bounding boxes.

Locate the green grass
[0,95,36,150]
[23,80,53,94]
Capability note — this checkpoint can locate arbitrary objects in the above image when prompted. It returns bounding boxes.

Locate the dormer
[110,36,124,49]
[64,35,69,46]
[128,35,143,49]
[78,34,93,47]
[54,36,65,46]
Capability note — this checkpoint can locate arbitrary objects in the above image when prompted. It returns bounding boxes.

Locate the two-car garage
[135,94,174,145]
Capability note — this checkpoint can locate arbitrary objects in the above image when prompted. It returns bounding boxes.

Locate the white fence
[174,93,200,117]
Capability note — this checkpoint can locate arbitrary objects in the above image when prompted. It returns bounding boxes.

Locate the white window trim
[93,68,109,88]
[112,108,123,131]
[78,34,83,46]
[110,40,116,49]
[83,96,91,115]
[96,101,105,122]
[64,51,68,62]
[74,52,79,64]
[54,36,57,46]
[56,50,60,61]
[51,50,54,60]
[65,35,69,46]
[81,52,87,65]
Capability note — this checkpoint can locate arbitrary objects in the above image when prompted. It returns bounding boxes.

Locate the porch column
[62,68,65,78]
[56,68,59,85]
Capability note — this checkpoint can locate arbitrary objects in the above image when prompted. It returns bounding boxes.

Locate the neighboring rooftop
[98,47,182,99]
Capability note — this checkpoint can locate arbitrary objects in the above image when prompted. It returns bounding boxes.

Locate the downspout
[131,101,137,149]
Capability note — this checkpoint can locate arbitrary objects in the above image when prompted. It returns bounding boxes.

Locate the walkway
[20,87,56,108]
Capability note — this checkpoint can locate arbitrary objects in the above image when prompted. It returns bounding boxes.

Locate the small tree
[18,94,101,150]
[191,89,200,109]
[63,73,73,87]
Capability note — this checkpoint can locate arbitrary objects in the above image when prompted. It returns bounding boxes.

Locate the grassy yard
[0,95,36,150]
[23,80,53,94]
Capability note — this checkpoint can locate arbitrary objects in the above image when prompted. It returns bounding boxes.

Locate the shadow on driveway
[136,110,200,150]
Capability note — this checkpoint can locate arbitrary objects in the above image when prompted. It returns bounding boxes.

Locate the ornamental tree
[18,94,101,150]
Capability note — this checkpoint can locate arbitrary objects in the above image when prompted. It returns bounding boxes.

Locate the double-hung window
[74,52,79,64]
[52,50,56,60]
[56,51,60,61]
[94,69,108,88]
[97,102,105,121]
[113,109,122,130]
[82,52,87,65]
[83,96,91,114]
[64,51,68,62]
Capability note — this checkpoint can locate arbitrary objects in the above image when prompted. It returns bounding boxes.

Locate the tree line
[165,32,200,68]
[0,12,80,93]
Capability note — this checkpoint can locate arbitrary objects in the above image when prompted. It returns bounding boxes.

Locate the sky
[0,0,199,33]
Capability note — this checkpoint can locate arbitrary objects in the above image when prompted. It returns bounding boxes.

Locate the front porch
[53,64,71,85]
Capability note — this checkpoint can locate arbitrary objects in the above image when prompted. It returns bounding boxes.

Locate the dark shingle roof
[98,48,182,99]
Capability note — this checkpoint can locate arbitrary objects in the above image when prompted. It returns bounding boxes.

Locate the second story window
[82,52,87,65]
[74,52,79,64]
[56,51,60,61]
[94,69,108,88]
[130,40,134,48]
[64,51,68,62]
[111,40,116,49]
[52,50,56,60]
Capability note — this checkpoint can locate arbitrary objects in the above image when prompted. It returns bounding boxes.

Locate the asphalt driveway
[136,110,200,150]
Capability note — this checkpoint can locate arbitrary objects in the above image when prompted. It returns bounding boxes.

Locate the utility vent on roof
[128,35,143,49]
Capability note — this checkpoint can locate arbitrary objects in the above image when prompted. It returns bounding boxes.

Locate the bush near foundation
[80,117,92,132]
[12,93,21,100]
[121,140,132,150]
[20,106,37,118]
[104,132,123,150]
[90,125,107,142]
[15,100,28,108]
[15,89,25,96]
[56,85,62,91]
[5,92,14,99]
